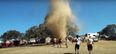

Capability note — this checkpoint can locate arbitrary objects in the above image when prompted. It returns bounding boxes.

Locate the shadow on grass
[29,44,46,47]
[64,53,75,54]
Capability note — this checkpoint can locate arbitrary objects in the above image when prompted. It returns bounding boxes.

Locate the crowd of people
[0,35,94,54]
[45,35,94,54]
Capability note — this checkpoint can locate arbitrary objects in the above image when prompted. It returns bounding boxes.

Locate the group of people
[49,36,94,54]
[52,38,63,48]
[45,37,63,48]
[45,35,94,54]
[75,36,94,54]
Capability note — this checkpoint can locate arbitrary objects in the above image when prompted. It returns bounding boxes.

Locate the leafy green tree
[25,24,53,39]
[25,26,39,39]
[25,22,79,39]
[1,30,22,40]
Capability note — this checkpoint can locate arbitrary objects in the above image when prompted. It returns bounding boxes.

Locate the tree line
[0,24,116,40]
[0,23,78,40]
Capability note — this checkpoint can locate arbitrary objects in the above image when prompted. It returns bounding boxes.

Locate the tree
[25,24,53,39]
[25,22,79,39]
[99,24,116,40]
[1,30,22,40]
[25,26,39,39]
[67,22,79,37]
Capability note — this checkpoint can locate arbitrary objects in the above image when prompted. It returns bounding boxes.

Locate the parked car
[0,40,3,48]
[28,38,36,44]
[93,38,99,42]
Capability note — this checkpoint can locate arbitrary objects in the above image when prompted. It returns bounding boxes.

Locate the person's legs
[75,44,77,54]
[89,50,92,54]
[57,43,60,48]
[77,44,80,54]
[59,43,62,48]
[75,44,80,54]
[65,42,68,48]
[57,43,61,48]
[75,48,77,54]
[88,44,93,54]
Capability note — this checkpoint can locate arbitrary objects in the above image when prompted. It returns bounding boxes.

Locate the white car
[29,38,36,44]
[93,38,99,42]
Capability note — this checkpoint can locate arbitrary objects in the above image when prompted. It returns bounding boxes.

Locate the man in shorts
[87,36,93,54]
[75,36,81,54]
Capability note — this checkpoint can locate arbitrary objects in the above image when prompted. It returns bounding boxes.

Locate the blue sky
[0,0,116,35]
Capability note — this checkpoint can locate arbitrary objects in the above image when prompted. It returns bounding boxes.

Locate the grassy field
[0,41,116,54]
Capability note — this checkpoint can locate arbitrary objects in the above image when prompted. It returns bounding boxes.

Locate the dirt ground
[0,41,116,54]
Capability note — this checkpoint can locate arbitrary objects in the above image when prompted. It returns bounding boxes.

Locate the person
[45,37,51,45]
[57,38,62,48]
[87,36,94,54]
[75,36,81,54]
[65,36,68,48]
[53,38,57,47]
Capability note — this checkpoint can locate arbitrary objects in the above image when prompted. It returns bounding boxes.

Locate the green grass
[0,41,116,54]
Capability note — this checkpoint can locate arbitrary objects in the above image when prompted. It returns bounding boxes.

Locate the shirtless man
[87,36,94,54]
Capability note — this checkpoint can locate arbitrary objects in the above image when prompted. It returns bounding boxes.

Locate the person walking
[65,36,68,48]
[53,38,57,47]
[87,36,94,54]
[57,38,62,48]
[75,36,81,54]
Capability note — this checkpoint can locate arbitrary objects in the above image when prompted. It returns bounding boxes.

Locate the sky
[0,0,116,36]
